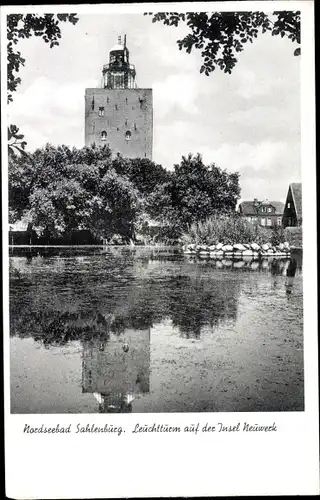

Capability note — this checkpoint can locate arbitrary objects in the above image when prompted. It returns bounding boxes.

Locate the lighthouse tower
[84,35,153,159]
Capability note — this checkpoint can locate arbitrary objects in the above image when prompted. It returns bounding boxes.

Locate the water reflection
[81,329,150,413]
[9,248,303,413]
[285,258,298,297]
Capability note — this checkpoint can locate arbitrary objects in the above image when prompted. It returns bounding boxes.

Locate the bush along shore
[183,241,291,259]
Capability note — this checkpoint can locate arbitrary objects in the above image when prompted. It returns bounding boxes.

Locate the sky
[7,12,301,202]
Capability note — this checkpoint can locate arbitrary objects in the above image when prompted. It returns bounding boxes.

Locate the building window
[125,119,128,126]
[277,217,282,226]
[125,131,131,141]
[117,127,119,131]
[98,107,104,117]
[101,131,107,141]
[287,202,291,208]
[267,207,272,213]
[125,97,128,104]
[261,218,266,226]
[267,218,272,227]
[115,104,118,110]
[107,97,109,104]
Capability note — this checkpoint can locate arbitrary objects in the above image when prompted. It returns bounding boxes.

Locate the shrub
[270,225,286,246]
[181,214,258,245]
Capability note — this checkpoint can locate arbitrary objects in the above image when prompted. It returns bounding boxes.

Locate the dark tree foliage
[7,13,79,155]
[9,144,141,241]
[7,13,79,102]
[148,153,241,229]
[148,11,300,75]
[123,158,172,195]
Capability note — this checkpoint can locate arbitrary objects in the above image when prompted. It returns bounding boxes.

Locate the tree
[149,153,240,229]
[148,11,300,75]
[9,144,141,242]
[7,13,79,156]
[7,13,79,102]
[122,157,171,196]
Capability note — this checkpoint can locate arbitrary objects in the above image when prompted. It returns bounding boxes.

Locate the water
[9,247,304,413]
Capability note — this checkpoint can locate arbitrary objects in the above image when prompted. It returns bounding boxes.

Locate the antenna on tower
[124,34,127,49]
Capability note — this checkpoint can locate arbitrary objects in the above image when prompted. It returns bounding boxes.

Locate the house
[282,183,302,227]
[238,199,285,228]
[9,216,37,245]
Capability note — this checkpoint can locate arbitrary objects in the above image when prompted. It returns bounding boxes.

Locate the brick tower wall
[85,88,153,160]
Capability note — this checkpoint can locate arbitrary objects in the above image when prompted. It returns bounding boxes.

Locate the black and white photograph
[2,1,318,498]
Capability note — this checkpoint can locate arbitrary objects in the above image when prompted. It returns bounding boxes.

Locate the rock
[283,241,290,250]
[243,249,254,256]
[251,262,259,270]
[277,243,284,251]
[233,261,245,268]
[251,243,260,251]
[267,248,275,254]
[222,244,233,252]
[242,255,253,262]
[222,259,232,266]
[233,243,246,251]
[224,251,234,257]
[216,243,223,250]
[209,245,216,251]
[243,244,251,249]
[233,251,243,257]
[261,243,270,251]
[197,245,208,252]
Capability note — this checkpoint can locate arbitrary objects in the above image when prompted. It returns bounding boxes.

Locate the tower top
[102,35,136,89]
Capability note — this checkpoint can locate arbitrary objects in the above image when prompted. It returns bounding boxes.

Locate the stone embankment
[183,242,291,259]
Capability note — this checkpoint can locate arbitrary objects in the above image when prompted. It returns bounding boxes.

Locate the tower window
[101,131,107,141]
[91,97,95,110]
[134,123,137,131]
[107,97,109,104]
[115,104,118,110]
[125,131,131,141]
[125,119,128,126]
[125,97,128,104]
[117,127,119,131]
[98,107,105,117]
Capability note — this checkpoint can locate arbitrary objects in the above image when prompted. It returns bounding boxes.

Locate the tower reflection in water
[82,328,150,413]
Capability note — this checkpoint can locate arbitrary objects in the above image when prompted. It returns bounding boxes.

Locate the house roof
[239,200,284,216]
[9,214,32,232]
[290,183,302,218]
